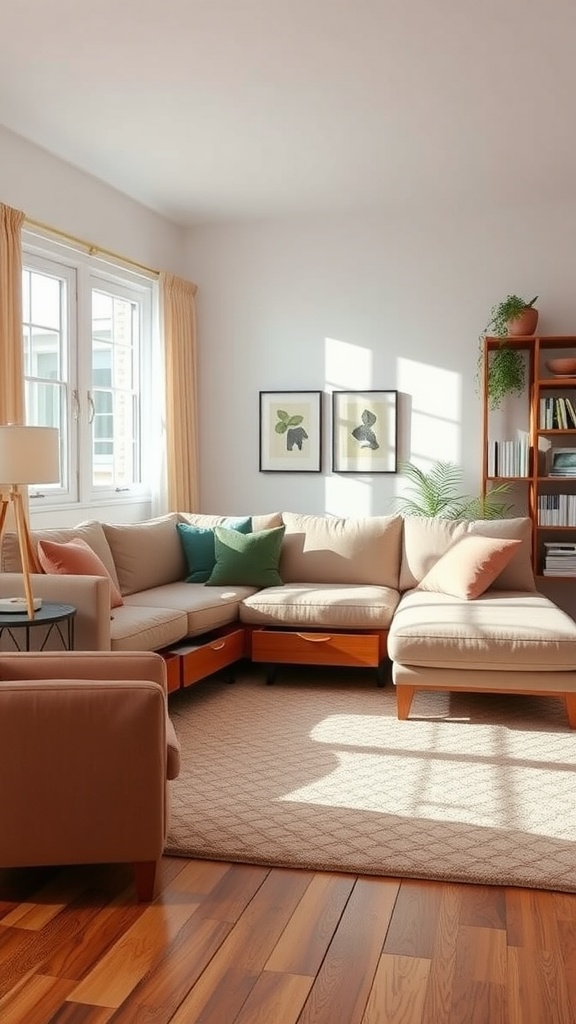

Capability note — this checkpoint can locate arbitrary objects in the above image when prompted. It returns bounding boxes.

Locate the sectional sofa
[2,510,576,726]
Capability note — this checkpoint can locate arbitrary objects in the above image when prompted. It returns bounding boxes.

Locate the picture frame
[259,391,322,472]
[332,390,398,473]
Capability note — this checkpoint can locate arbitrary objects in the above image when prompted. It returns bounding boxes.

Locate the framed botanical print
[259,391,322,472]
[332,390,398,473]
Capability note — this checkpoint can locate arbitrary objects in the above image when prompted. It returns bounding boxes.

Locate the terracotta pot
[507,307,539,336]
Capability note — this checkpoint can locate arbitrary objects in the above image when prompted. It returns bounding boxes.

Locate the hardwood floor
[0,857,574,1024]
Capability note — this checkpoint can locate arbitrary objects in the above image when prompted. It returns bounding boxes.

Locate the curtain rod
[24,216,159,277]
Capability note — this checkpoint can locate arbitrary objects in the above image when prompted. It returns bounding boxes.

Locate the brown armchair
[0,651,181,901]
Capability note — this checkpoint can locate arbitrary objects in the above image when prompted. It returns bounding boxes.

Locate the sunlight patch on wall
[398,357,462,467]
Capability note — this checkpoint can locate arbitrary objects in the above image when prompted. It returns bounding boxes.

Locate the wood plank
[194,861,270,922]
[458,884,507,930]
[68,900,199,1008]
[265,872,355,975]
[506,888,561,951]
[0,972,76,1024]
[507,946,573,1024]
[383,880,442,958]
[232,971,313,1024]
[362,953,431,1024]
[296,877,399,1024]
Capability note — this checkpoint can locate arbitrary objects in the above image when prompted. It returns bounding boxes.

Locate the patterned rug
[165,666,576,892]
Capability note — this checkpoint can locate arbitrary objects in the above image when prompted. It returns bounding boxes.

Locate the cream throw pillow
[417,535,522,600]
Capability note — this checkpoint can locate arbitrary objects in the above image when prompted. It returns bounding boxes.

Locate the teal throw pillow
[177,517,252,583]
[206,525,286,587]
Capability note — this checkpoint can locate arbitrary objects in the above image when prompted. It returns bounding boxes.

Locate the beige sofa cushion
[103,514,183,596]
[1,520,120,590]
[109,603,188,652]
[399,516,536,593]
[280,513,402,588]
[388,589,576,671]
[240,583,400,630]
[125,581,258,636]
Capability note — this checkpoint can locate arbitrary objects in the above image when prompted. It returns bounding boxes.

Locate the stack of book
[542,541,576,577]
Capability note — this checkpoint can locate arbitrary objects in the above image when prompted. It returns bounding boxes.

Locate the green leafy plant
[477,295,538,409]
[395,460,513,520]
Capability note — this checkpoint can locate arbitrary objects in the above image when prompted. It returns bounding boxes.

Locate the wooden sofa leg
[396,685,416,721]
[134,860,157,902]
[565,694,576,729]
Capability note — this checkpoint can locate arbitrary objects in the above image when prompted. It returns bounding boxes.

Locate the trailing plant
[395,460,513,520]
[477,295,537,410]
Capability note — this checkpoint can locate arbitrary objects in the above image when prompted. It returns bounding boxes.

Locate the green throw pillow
[206,525,285,587]
[177,518,252,583]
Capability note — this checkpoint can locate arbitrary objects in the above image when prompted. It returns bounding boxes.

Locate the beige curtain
[160,272,199,512]
[0,203,25,425]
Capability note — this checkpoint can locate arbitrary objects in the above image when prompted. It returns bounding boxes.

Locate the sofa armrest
[0,573,111,650]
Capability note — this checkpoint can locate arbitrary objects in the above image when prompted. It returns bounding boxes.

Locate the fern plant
[395,460,513,520]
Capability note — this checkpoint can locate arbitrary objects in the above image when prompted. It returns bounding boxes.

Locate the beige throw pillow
[417,535,522,600]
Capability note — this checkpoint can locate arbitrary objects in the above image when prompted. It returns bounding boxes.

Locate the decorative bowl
[545,358,576,376]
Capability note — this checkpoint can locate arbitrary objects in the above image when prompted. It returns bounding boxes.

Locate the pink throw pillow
[37,538,124,608]
[417,535,522,600]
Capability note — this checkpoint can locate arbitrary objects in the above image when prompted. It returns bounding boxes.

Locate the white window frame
[22,230,155,515]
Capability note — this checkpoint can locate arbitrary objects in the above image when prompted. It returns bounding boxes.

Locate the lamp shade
[0,425,60,485]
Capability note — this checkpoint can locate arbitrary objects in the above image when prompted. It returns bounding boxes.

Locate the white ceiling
[1,0,575,226]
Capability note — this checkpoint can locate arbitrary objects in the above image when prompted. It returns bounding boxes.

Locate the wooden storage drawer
[162,650,182,693]
[251,628,384,668]
[171,626,246,688]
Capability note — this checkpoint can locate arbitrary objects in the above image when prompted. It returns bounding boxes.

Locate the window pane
[30,327,60,379]
[30,272,61,331]
[91,287,141,490]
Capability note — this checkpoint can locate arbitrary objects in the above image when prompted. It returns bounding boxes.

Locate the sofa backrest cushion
[179,511,282,532]
[1,519,120,590]
[399,516,536,593]
[280,512,403,587]
[103,514,183,595]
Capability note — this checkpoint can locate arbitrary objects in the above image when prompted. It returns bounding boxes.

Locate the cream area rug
[165,667,576,892]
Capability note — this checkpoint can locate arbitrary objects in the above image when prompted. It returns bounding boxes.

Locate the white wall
[185,202,576,614]
[1,124,186,273]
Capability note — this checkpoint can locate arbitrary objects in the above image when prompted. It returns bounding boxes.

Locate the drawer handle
[296,633,332,643]
[210,641,226,651]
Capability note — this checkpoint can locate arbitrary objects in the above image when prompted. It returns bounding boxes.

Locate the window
[22,233,155,511]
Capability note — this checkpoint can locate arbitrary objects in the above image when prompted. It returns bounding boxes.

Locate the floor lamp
[0,425,60,618]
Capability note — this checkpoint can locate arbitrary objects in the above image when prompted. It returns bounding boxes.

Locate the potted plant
[478,295,538,409]
[395,460,513,519]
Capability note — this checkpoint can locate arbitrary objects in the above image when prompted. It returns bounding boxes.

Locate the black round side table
[0,603,76,651]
